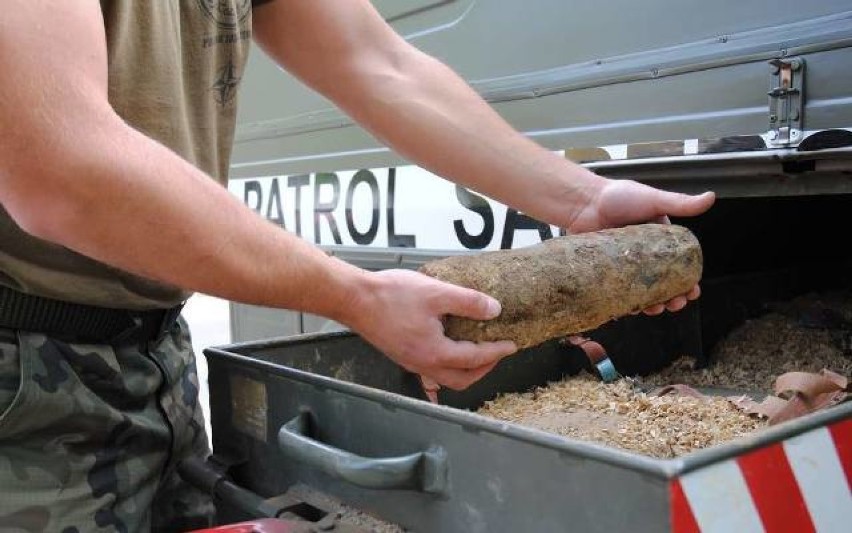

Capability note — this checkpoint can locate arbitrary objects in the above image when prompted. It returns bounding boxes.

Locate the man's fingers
[643,287,698,315]
[424,388,439,403]
[441,285,502,321]
[449,361,500,390]
[420,375,440,391]
[656,190,715,218]
[420,375,441,403]
[686,284,701,300]
[643,303,666,316]
[665,295,688,312]
[438,338,517,370]
[426,361,501,391]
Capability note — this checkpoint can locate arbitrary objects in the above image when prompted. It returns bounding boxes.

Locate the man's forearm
[0,1,371,319]
[252,1,605,231]
[335,48,606,229]
[6,111,367,320]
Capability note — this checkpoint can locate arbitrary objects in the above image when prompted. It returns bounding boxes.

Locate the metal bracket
[767,57,805,147]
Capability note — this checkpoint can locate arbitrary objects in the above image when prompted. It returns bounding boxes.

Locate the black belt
[0,285,184,344]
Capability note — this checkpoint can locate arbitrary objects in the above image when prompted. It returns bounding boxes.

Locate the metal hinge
[767,57,805,147]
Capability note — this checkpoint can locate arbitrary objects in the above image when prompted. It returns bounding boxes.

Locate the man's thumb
[658,190,715,217]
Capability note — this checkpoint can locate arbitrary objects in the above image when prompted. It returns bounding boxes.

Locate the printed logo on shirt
[211,60,242,106]
[195,0,252,30]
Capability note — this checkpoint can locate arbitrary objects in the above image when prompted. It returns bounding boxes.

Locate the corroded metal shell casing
[419,224,703,349]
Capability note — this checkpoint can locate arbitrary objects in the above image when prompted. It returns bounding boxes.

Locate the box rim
[205,331,852,480]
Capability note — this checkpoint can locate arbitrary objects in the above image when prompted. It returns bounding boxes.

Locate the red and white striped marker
[671,418,852,532]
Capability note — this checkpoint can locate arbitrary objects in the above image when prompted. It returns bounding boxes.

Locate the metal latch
[767,57,805,147]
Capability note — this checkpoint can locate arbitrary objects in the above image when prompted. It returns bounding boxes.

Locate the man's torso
[0,0,254,310]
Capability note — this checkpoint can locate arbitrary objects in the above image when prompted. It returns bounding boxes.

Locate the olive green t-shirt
[0,0,261,310]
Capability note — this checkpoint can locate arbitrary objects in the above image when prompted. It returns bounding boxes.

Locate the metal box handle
[277,411,448,494]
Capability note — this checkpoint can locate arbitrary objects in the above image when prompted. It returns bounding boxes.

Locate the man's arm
[251,1,714,229]
[252,0,714,314]
[0,0,515,390]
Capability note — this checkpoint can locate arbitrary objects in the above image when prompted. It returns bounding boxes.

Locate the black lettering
[453,186,494,249]
[500,209,554,249]
[386,168,416,248]
[265,178,285,228]
[345,170,380,245]
[203,32,251,48]
[243,180,263,213]
[288,174,309,237]
[313,173,342,244]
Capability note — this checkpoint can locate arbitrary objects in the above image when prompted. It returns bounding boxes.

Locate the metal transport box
[205,333,852,533]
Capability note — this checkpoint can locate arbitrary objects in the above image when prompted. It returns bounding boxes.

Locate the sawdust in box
[477,290,852,459]
[290,484,408,533]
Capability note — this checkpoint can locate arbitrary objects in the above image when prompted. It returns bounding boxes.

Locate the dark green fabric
[0,317,213,532]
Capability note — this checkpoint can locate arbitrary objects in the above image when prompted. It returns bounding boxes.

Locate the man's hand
[568,179,715,314]
[568,179,715,234]
[343,269,517,391]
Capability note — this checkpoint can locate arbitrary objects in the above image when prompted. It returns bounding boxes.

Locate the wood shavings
[287,485,407,532]
[641,291,852,393]
[477,291,851,458]
[332,505,406,533]
[477,373,763,458]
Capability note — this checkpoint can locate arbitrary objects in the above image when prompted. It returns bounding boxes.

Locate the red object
[671,418,851,532]
[188,518,306,533]
[737,443,815,532]
[829,417,852,489]
[669,480,700,533]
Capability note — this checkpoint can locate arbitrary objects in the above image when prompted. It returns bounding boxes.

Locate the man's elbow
[0,182,79,245]
[0,150,97,246]
[0,98,123,245]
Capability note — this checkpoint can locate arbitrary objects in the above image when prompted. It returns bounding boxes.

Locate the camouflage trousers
[0,317,214,533]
